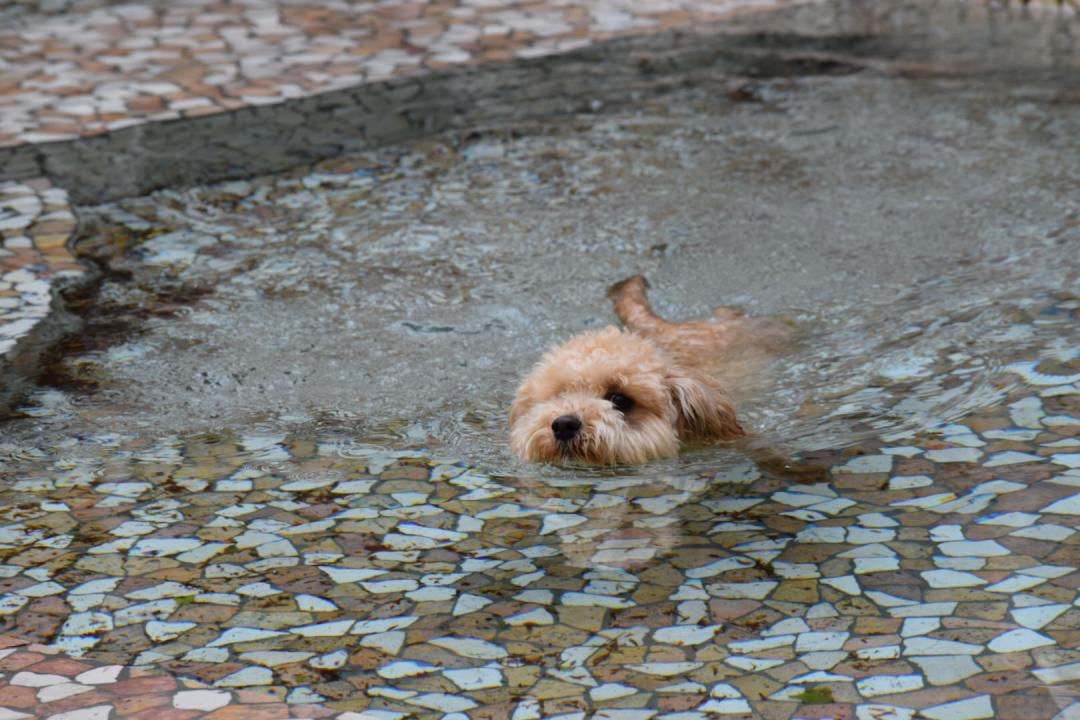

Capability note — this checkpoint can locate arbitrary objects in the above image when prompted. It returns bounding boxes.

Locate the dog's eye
[605,391,635,414]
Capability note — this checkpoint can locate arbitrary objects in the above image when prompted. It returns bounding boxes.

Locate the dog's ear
[508,383,540,429]
[666,369,745,442]
[508,392,529,428]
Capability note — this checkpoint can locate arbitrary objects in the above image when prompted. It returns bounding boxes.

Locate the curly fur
[510,274,787,465]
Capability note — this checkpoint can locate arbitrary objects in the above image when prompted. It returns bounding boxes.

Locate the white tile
[920,695,993,720]
[856,674,923,697]
[909,656,981,685]
[921,569,986,588]
[1011,603,1069,629]
[173,690,232,711]
[987,628,1055,653]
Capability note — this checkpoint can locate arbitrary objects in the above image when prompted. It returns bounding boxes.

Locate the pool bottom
[0,317,1077,718]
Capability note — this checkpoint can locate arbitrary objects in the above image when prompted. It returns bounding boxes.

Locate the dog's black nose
[552,415,582,442]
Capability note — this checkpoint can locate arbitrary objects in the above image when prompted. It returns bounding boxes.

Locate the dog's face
[510,327,743,465]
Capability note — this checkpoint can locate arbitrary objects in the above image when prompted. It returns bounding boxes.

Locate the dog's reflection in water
[512,472,725,570]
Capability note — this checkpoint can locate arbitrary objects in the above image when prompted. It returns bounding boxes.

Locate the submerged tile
[856,674,924,697]
[920,695,993,720]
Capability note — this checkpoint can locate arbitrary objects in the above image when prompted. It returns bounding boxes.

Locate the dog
[510,275,796,465]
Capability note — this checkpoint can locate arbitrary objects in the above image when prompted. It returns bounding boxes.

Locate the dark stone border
[7,0,1076,205]
[2,27,867,203]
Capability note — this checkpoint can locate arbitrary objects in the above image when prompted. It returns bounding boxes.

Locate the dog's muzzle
[551,415,582,443]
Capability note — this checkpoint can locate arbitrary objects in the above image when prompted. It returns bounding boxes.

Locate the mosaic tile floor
[0,636,337,720]
[1,308,1078,718]
[0,179,84,369]
[2,1,1080,718]
[0,0,804,149]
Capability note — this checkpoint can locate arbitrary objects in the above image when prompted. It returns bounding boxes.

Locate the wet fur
[510,275,793,465]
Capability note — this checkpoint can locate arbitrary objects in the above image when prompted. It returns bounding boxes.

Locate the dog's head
[510,327,744,465]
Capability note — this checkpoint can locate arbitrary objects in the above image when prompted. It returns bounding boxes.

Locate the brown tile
[965,669,1039,695]
[0,651,46,671]
[657,692,706,712]
[709,599,761,622]
[127,708,202,720]
[114,694,173,715]
[28,658,96,675]
[0,685,38,709]
[234,690,285,704]
[976,651,1034,673]
[33,690,113,714]
[996,693,1069,720]
[108,676,180,695]
[202,704,291,720]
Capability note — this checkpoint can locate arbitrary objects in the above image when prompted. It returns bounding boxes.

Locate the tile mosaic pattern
[0,318,1078,718]
[0,178,83,360]
[1,2,1079,718]
[0,636,333,720]
[0,0,802,150]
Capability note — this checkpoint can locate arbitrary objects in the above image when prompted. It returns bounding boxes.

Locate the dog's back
[607,275,798,402]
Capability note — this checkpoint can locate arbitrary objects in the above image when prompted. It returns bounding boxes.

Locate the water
[0,41,1079,715]
[21,72,1080,473]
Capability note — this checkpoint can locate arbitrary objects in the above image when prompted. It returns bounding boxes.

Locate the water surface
[1,34,1079,718]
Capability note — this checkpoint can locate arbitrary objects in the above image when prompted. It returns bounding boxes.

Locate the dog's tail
[607,274,672,334]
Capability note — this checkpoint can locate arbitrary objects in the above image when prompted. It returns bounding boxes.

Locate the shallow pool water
[1,54,1079,718]
[20,70,1080,473]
